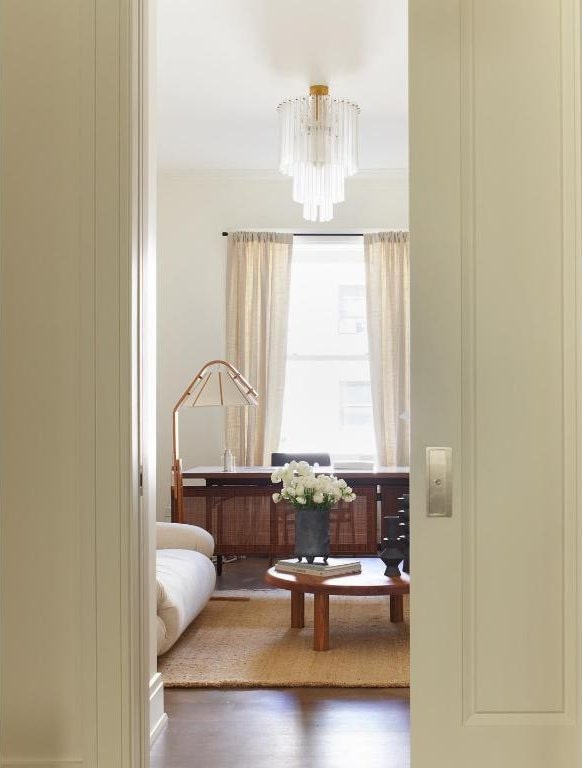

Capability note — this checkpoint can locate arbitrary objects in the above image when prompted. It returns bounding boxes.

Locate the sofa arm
[156,522,214,558]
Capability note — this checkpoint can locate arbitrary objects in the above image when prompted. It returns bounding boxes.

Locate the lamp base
[222,448,234,472]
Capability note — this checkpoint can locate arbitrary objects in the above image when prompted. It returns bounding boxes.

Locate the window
[338,285,366,334]
[340,381,373,427]
[278,236,376,461]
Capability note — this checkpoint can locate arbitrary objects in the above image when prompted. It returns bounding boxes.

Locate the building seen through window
[340,381,373,427]
[338,285,367,335]
[278,236,376,461]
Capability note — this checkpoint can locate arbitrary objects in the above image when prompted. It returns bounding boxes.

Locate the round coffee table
[264,558,410,651]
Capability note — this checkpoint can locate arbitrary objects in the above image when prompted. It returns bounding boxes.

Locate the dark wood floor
[151,557,410,768]
[214,554,275,591]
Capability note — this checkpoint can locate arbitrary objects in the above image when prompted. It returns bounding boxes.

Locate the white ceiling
[156,0,408,172]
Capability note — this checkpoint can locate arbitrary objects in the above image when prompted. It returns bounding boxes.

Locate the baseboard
[150,712,168,745]
[149,672,167,745]
[1,676,167,764]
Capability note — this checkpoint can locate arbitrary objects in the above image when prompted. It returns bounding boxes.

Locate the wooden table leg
[313,593,330,651]
[268,497,277,567]
[290,591,305,628]
[390,594,404,623]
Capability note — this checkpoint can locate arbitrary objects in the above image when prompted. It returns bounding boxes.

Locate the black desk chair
[271,452,331,467]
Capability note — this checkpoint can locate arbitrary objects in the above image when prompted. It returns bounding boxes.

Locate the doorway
[143,1,582,767]
[151,1,411,765]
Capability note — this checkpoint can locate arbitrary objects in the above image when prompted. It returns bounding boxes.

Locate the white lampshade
[181,361,258,408]
[171,360,258,516]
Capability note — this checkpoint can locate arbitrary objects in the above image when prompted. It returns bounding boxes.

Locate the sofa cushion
[156,521,214,557]
[156,548,216,656]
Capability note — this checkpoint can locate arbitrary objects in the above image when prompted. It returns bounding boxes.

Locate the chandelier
[277,85,360,223]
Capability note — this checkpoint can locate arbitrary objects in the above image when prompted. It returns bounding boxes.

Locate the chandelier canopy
[277,85,360,223]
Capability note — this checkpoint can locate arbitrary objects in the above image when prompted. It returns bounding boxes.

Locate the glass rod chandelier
[277,84,360,223]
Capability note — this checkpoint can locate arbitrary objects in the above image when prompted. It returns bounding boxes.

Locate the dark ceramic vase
[294,507,330,563]
[378,541,403,577]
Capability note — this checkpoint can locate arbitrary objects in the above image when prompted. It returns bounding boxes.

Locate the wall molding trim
[1,762,84,768]
[150,714,169,746]
[158,167,409,187]
[149,673,167,745]
[459,0,581,726]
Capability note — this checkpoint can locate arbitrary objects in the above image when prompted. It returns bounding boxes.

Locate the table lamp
[171,359,259,522]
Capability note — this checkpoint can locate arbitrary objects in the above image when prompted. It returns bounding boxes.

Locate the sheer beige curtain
[226,232,293,465]
[364,232,410,466]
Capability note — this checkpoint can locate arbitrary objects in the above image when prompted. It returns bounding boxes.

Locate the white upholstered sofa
[156,522,216,655]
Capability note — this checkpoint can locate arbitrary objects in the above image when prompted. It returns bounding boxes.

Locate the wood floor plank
[151,688,410,768]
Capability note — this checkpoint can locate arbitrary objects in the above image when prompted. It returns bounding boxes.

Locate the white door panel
[409,0,580,765]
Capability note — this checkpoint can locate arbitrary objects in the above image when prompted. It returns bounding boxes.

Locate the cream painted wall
[1,2,85,761]
[1,1,145,765]
[156,170,409,519]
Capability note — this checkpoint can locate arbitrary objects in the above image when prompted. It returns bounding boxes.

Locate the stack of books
[274,559,362,577]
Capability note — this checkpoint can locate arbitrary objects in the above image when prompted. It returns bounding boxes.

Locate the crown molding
[158,167,408,187]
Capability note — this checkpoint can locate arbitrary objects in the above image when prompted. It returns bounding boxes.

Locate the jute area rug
[158,590,409,688]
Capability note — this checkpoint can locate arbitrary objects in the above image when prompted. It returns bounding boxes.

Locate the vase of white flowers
[293,506,330,563]
[271,461,356,563]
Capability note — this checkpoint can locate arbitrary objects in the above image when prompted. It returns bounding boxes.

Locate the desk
[173,466,409,571]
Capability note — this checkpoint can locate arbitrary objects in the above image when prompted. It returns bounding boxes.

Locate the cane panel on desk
[180,484,376,558]
[181,488,271,556]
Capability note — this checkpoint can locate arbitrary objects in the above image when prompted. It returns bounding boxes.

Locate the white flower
[316,475,330,488]
[270,462,355,511]
[282,469,294,484]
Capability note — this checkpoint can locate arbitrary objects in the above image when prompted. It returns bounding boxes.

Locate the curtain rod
[221,231,364,237]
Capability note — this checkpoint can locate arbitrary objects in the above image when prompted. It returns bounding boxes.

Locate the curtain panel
[225,232,293,466]
[364,232,410,466]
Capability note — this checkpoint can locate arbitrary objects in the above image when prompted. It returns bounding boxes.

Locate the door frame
[86,0,155,764]
[103,0,582,765]
[127,0,158,760]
